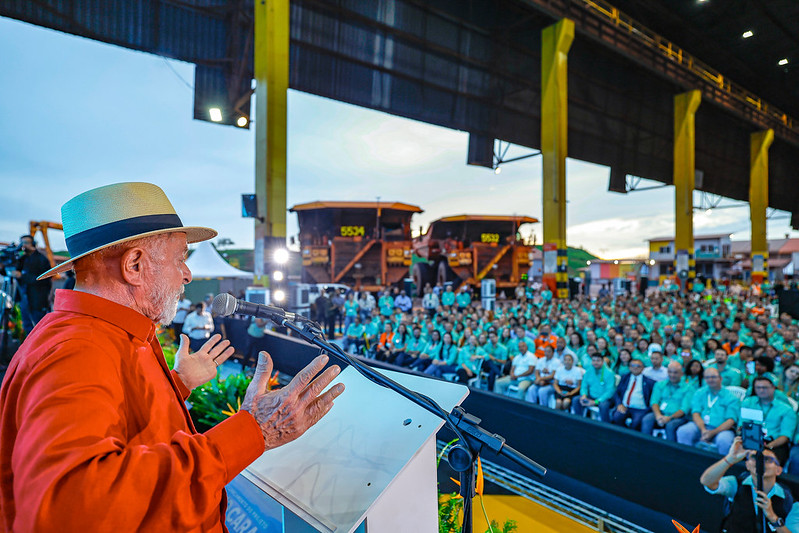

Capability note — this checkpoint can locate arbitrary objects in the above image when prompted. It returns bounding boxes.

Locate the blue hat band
[65,213,184,258]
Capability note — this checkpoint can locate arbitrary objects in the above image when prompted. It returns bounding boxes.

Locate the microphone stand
[277,317,546,533]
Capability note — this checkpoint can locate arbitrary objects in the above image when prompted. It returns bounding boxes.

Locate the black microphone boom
[212,293,301,323]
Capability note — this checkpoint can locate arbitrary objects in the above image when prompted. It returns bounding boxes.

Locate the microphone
[212,293,303,323]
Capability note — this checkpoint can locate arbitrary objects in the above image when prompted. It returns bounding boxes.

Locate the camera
[740,420,764,451]
[0,243,22,269]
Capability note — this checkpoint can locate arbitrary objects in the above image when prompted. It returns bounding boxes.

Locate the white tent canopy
[185,241,252,279]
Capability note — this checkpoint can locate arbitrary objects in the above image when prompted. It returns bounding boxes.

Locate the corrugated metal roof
[4,0,799,219]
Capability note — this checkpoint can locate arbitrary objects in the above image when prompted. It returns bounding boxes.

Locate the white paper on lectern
[242,366,469,532]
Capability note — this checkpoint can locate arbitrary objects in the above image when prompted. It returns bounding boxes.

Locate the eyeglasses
[629,363,644,368]
[746,453,781,466]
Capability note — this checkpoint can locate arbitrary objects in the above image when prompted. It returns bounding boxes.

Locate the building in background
[647,234,733,283]
[730,238,799,281]
[646,234,799,283]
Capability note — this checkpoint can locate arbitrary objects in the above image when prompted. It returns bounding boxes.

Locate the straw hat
[38,182,217,279]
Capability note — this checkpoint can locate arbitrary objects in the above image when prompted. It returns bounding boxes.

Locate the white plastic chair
[725,385,747,402]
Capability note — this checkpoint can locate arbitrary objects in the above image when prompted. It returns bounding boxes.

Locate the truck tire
[437,260,456,285]
[412,262,433,297]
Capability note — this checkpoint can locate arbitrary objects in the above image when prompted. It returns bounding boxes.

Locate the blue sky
[1,16,797,259]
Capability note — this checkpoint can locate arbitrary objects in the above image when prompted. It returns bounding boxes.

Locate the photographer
[742,377,798,467]
[10,235,52,333]
[701,437,798,532]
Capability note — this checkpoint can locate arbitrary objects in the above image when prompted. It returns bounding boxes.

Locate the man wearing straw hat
[0,182,345,532]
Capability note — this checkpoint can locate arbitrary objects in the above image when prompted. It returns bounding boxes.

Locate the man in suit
[610,358,655,430]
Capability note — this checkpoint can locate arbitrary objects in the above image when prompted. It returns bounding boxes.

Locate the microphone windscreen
[212,293,237,316]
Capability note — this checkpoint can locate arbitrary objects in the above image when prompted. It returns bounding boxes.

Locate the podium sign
[240,367,469,532]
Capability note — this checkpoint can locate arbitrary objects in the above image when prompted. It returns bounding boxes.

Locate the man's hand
[173,334,234,390]
[655,414,669,426]
[726,436,748,464]
[700,428,714,442]
[755,490,779,523]
[242,352,345,451]
[616,404,627,414]
[10,271,20,279]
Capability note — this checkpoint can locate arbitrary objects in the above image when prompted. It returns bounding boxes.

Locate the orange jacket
[534,334,559,358]
[0,290,264,532]
[378,331,395,350]
[722,341,742,355]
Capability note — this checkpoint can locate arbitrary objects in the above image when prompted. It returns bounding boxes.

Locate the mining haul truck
[290,201,422,291]
[412,215,539,295]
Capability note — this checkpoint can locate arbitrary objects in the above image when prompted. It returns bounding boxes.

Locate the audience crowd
[322,281,799,474]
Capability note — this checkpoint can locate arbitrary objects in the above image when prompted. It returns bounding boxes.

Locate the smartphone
[740,420,764,451]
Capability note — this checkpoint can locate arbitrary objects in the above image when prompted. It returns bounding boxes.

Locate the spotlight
[273,248,290,264]
[236,116,248,127]
[273,289,286,302]
[209,107,223,122]
[705,209,713,216]
[649,259,655,266]
[273,270,284,282]
[778,58,789,66]
[586,261,591,265]
[742,30,754,39]
[494,166,502,175]
[613,260,619,264]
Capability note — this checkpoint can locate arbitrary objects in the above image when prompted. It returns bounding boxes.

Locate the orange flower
[475,456,484,496]
[267,371,280,390]
[672,520,700,533]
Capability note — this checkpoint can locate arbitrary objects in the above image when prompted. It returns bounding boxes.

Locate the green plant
[157,330,177,369]
[6,304,24,341]
[188,373,252,428]
[439,492,463,532]
[485,519,517,533]
[161,343,176,370]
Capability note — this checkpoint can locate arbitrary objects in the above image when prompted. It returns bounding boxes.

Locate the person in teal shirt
[424,332,460,378]
[481,331,509,391]
[676,367,739,455]
[574,353,616,419]
[456,335,487,384]
[541,286,553,302]
[396,326,426,367]
[708,348,744,387]
[410,330,443,373]
[343,293,359,332]
[741,376,797,465]
[456,288,471,310]
[641,361,693,441]
[682,359,704,389]
[378,291,394,317]
[362,316,379,356]
[611,348,632,377]
[343,315,366,354]
[441,285,456,307]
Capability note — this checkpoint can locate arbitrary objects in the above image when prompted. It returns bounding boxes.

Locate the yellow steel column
[672,90,701,291]
[254,0,289,284]
[750,129,774,285]
[541,19,574,300]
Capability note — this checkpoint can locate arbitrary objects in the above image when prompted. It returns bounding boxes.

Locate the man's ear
[120,246,147,286]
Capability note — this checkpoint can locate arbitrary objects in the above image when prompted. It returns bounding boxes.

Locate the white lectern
[241,366,469,532]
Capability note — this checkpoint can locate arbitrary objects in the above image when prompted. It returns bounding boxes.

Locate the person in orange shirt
[722,331,743,356]
[375,321,396,362]
[534,324,559,358]
[0,183,345,532]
